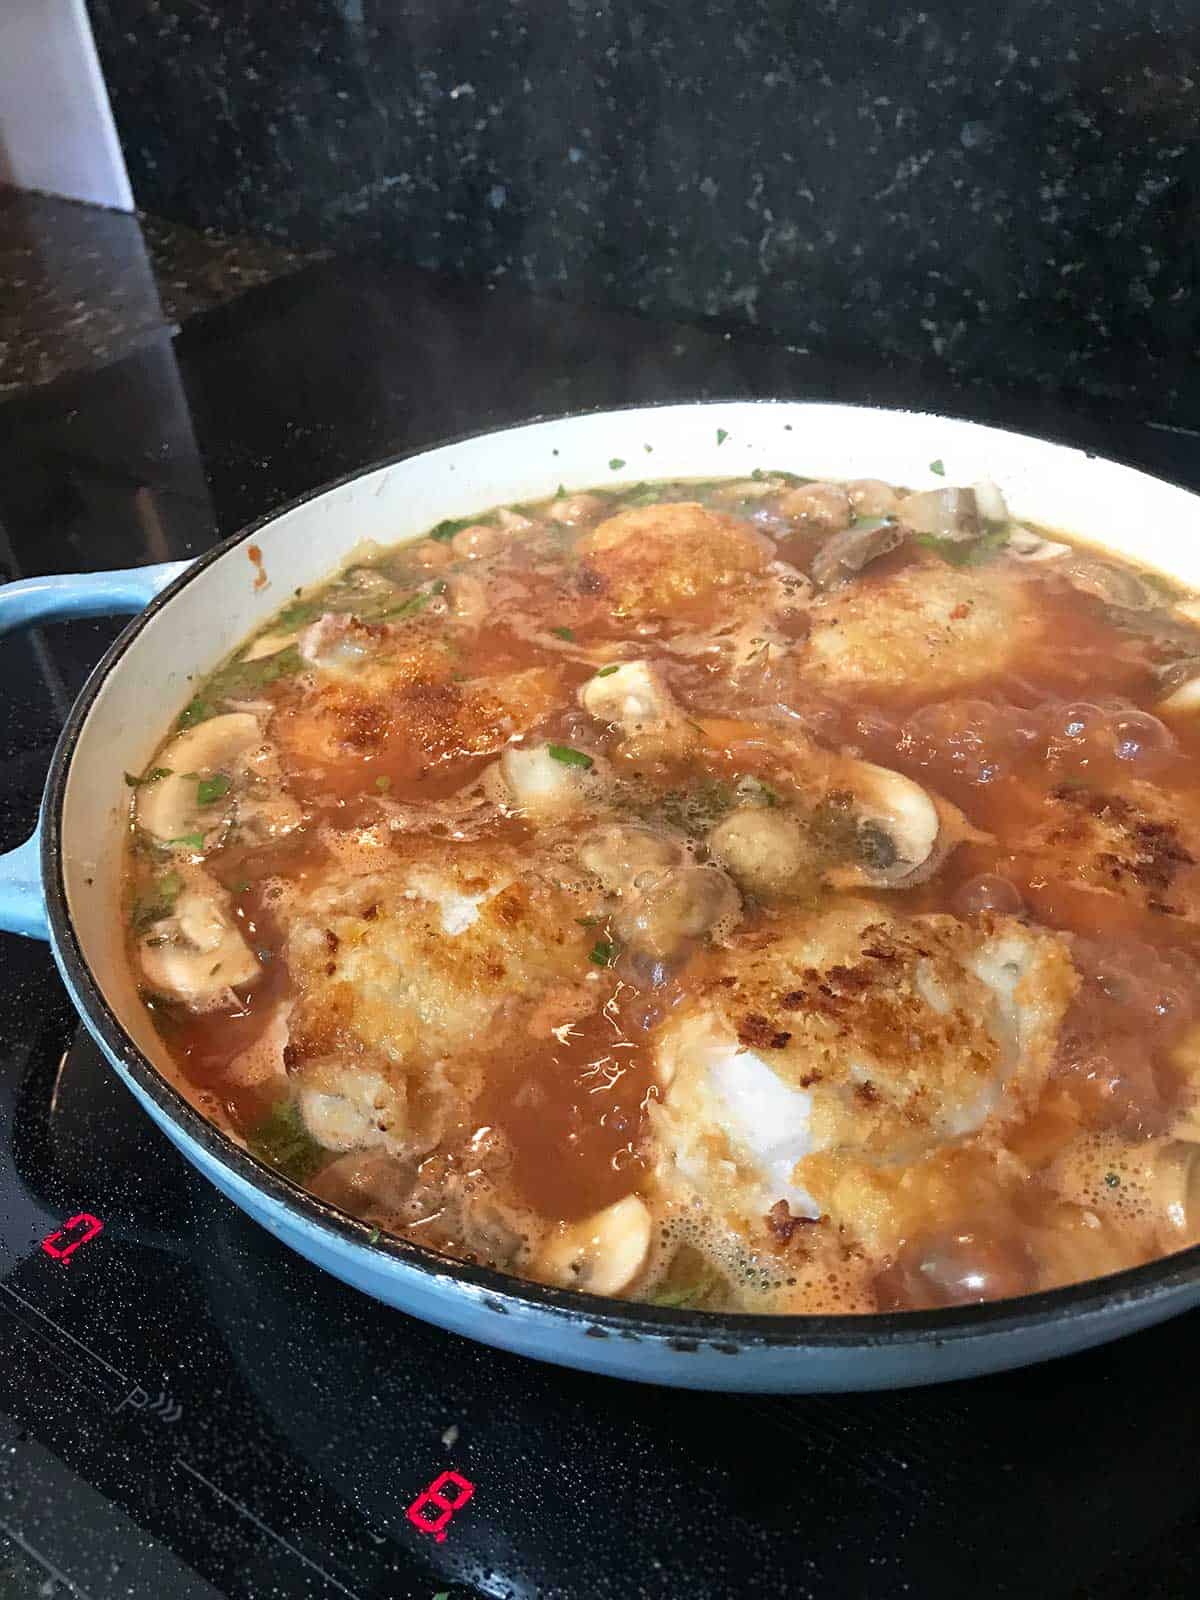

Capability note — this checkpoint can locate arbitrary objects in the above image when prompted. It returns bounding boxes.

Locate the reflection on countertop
[0,186,324,398]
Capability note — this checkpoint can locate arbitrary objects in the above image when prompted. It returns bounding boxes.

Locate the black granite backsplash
[86,1,1200,416]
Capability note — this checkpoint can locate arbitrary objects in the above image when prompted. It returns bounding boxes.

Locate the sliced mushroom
[242,630,299,662]
[408,539,454,570]
[228,1002,292,1088]
[810,518,903,590]
[613,864,741,961]
[708,808,814,900]
[136,712,261,846]
[825,759,987,890]
[577,822,686,895]
[343,565,399,594]
[450,523,503,559]
[897,486,981,541]
[777,482,852,530]
[547,493,606,526]
[139,882,261,1009]
[1005,526,1071,562]
[297,1062,406,1153]
[579,660,688,742]
[238,792,304,841]
[971,480,1010,526]
[846,479,899,518]
[710,477,786,502]
[496,742,606,819]
[1059,556,1161,613]
[1158,673,1200,717]
[538,1195,652,1295]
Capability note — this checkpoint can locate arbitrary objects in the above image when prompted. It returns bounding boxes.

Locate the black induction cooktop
[3,254,1200,1600]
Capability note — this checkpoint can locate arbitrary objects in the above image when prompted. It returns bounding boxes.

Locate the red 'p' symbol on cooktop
[406,1470,475,1543]
[41,1214,104,1263]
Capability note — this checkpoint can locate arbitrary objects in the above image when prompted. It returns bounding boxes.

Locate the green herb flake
[595,663,620,678]
[929,458,946,477]
[608,457,626,471]
[575,915,601,927]
[131,868,183,931]
[177,697,215,730]
[375,775,392,791]
[1105,1171,1121,1188]
[196,772,232,806]
[275,600,321,628]
[643,443,653,454]
[168,832,206,851]
[915,525,1008,568]
[547,744,594,769]
[368,1226,382,1245]
[380,587,438,621]
[555,484,567,499]
[125,766,172,788]
[716,428,729,446]
[589,939,617,967]
[429,515,479,543]
[750,467,766,481]
[246,1099,325,1184]
[551,625,575,641]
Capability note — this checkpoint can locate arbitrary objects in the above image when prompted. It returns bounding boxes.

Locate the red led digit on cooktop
[406,1470,475,1543]
[41,1213,104,1263]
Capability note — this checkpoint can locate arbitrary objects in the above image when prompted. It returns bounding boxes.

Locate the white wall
[0,0,133,209]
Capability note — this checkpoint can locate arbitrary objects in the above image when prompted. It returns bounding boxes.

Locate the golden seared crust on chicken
[1015,780,1200,920]
[651,902,1076,1254]
[801,558,1041,697]
[275,636,561,769]
[280,838,596,1071]
[576,502,771,621]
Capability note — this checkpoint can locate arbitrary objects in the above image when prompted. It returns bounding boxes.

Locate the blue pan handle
[0,559,194,941]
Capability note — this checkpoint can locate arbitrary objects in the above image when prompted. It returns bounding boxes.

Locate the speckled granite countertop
[0,187,322,397]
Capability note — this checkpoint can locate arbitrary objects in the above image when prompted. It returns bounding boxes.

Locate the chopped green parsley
[275,600,322,627]
[429,515,480,543]
[547,744,593,769]
[132,869,183,930]
[915,525,1008,568]
[246,1099,325,1184]
[196,773,231,806]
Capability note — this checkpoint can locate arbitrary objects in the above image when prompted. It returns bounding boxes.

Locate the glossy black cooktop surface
[2,256,1199,1599]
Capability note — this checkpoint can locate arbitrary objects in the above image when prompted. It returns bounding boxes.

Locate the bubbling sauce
[122,473,1200,1313]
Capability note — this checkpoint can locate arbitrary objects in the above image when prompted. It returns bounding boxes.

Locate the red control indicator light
[41,1213,104,1263]
[406,1470,475,1543]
